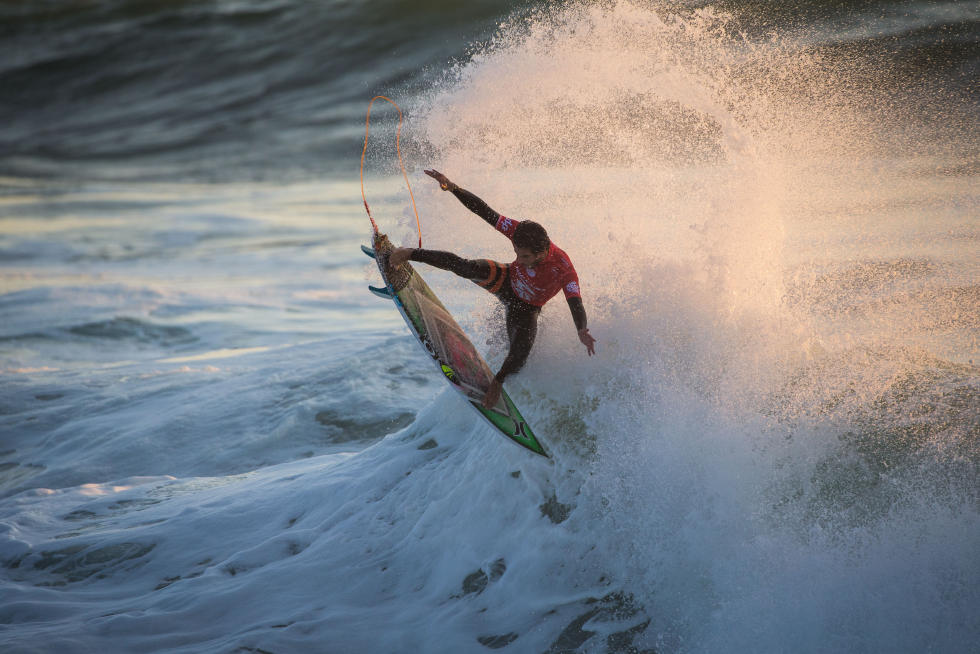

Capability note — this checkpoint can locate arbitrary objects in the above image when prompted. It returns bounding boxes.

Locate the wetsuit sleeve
[450,187,501,228]
[567,296,588,332]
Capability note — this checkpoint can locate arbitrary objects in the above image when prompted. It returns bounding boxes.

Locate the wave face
[0,0,527,182]
[0,1,977,653]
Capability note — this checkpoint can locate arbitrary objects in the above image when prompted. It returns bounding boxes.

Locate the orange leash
[359,95,422,247]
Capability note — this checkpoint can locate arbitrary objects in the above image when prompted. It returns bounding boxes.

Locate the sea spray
[405,1,979,650]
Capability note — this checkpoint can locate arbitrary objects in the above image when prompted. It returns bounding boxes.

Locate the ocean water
[1,1,978,652]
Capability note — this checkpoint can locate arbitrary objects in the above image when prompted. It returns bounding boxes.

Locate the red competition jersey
[495,215,581,307]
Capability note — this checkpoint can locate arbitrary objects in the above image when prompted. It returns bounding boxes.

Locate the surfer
[390,169,596,409]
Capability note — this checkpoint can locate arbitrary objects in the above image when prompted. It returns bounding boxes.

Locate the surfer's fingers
[426,169,450,185]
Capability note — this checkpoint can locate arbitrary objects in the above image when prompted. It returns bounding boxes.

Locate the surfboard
[364,233,547,457]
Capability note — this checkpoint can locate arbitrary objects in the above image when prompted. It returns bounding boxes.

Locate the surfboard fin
[360,244,376,259]
[368,285,392,299]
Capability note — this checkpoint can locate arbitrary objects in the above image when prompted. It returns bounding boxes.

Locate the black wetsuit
[408,186,587,383]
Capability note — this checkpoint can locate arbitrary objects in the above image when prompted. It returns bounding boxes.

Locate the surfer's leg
[473,259,508,294]
[495,300,540,381]
[409,249,491,281]
[409,249,512,297]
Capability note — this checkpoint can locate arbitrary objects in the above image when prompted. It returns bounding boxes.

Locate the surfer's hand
[482,378,502,409]
[389,247,413,268]
[424,169,455,192]
[578,328,596,356]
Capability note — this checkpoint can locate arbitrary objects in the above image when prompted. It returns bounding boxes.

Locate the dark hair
[513,220,550,253]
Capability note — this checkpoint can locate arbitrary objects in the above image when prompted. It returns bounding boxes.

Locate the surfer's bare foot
[482,378,502,409]
[389,247,413,268]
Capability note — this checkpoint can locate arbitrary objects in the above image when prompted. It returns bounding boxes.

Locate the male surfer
[389,169,596,409]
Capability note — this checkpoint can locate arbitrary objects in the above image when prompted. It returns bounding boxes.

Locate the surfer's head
[513,221,550,268]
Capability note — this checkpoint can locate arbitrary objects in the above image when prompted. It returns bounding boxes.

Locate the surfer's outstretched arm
[568,296,596,355]
[450,187,501,228]
[425,169,501,228]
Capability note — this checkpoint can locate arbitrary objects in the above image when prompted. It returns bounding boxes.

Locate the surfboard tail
[372,232,413,292]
